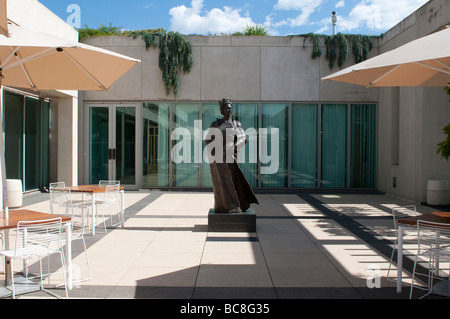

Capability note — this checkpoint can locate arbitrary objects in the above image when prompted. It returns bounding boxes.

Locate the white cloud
[274,0,309,10]
[274,0,325,27]
[335,1,345,9]
[335,0,428,33]
[169,0,254,34]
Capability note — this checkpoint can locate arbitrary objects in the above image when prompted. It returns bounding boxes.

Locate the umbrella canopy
[0,0,7,37]
[0,23,140,218]
[0,23,140,91]
[322,27,450,87]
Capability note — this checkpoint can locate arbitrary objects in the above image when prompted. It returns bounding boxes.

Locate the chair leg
[10,259,15,299]
[39,252,68,299]
[60,252,68,298]
[95,205,108,233]
[409,254,418,299]
[83,238,92,280]
[386,240,397,281]
[72,237,92,284]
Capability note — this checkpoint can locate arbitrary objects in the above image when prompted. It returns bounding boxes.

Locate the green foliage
[131,29,193,97]
[437,123,450,160]
[324,33,348,69]
[128,28,165,49]
[351,34,373,63]
[78,23,125,41]
[242,24,269,36]
[301,33,321,58]
[436,88,450,160]
[300,33,374,70]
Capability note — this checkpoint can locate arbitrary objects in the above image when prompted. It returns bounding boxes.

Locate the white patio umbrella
[0,23,140,218]
[0,0,8,37]
[322,27,450,87]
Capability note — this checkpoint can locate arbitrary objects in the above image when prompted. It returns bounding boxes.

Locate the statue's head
[219,97,232,116]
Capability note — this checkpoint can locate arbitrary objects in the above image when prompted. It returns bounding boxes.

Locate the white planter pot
[6,179,23,208]
[427,179,450,206]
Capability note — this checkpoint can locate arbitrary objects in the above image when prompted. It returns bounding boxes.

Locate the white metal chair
[0,218,68,299]
[49,182,66,214]
[387,205,418,282]
[95,183,121,233]
[67,203,92,284]
[99,180,120,186]
[410,220,450,299]
[50,182,89,215]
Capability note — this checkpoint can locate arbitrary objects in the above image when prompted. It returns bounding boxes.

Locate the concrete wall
[81,35,379,103]
[377,0,450,203]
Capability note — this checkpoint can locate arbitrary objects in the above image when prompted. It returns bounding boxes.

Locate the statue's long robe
[207,118,259,213]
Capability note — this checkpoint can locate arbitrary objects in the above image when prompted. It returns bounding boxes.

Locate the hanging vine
[351,34,373,63]
[130,29,193,97]
[300,33,374,70]
[436,88,450,160]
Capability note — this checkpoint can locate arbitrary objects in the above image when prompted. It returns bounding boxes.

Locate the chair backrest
[49,182,68,210]
[99,180,120,186]
[15,217,63,257]
[416,220,450,254]
[103,184,120,202]
[391,205,417,230]
[70,205,90,237]
[50,182,65,189]
[51,186,72,206]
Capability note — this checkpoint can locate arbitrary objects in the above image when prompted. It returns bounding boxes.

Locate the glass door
[88,104,139,189]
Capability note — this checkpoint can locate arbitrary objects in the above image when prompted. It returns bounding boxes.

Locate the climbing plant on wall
[79,25,193,97]
[130,29,193,97]
[436,88,450,161]
[301,33,374,69]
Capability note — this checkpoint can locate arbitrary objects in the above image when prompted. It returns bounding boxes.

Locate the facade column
[57,94,78,186]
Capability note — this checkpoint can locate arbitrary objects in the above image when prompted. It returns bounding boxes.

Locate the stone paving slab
[1,190,448,301]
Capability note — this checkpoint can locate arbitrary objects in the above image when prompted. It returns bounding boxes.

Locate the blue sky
[39,0,429,36]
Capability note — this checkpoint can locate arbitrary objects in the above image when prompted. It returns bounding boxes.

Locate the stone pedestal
[208,208,256,232]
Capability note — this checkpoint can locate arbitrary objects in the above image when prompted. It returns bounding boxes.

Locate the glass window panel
[291,104,318,188]
[41,100,50,188]
[4,91,23,181]
[24,97,41,191]
[261,103,288,188]
[201,103,222,187]
[116,107,136,185]
[89,107,109,184]
[321,104,347,188]
[143,102,169,187]
[172,103,199,187]
[234,103,259,188]
[351,104,376,188]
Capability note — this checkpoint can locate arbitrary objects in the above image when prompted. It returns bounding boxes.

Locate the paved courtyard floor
[1,190,449,302]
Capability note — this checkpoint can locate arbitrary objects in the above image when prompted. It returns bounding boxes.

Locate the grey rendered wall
[376,0,450,202]
[81,35,379,103]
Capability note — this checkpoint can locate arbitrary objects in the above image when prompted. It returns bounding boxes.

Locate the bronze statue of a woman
[205,98,259,213]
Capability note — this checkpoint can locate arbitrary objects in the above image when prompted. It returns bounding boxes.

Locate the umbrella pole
[0,73,12,287]
[0,72,8,221]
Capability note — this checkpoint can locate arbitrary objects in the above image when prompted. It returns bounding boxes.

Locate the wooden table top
[0,210,71,230]
[68,184,123,193]
[398,211,450,227]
